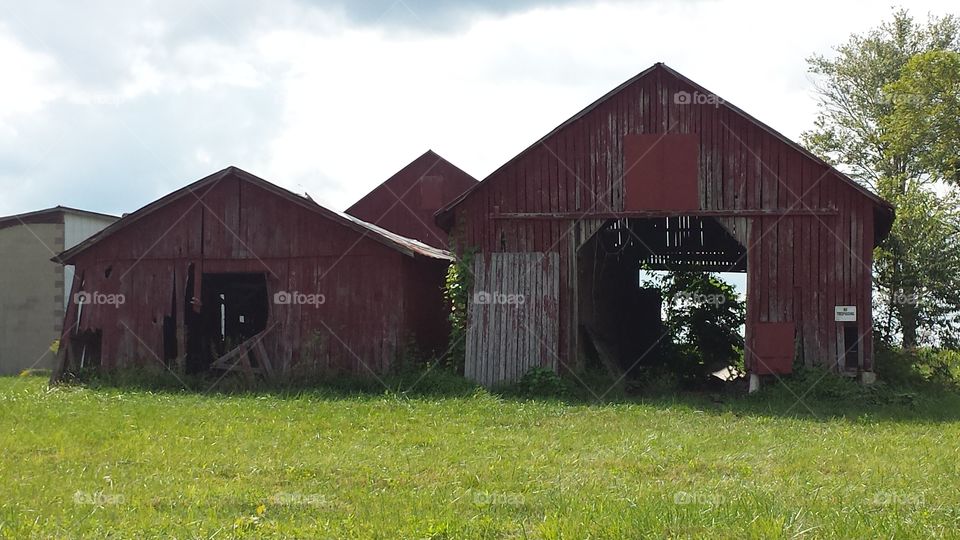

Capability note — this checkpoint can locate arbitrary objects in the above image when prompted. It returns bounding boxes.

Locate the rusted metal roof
[337,210,453,261]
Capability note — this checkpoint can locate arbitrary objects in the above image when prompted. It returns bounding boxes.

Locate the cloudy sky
[1,0,955,217]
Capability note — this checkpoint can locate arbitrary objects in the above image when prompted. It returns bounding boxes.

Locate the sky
[1,0,957,218]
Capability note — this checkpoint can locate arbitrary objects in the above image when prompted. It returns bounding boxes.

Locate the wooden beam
[489,208,839,220]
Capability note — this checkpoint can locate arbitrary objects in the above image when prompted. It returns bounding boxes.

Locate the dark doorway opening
[843,323,861,371]
[577,216,747,385]
[69,329,103,372]
[184,272,268,374]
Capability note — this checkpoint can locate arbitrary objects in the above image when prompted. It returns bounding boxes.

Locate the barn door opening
[68,329,102,373]
[577,216,747,387]
[185,272,268,373]
[842,323,862,371]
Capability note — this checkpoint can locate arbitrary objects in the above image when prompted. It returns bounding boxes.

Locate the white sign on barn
[834,306,857,322]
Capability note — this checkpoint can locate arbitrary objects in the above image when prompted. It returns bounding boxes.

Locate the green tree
[803,10,959,191]
[442,245,473,372]
[874,186,960,348]
[643,271,745,380]
[803,9,960,348]
[882,50,960,186]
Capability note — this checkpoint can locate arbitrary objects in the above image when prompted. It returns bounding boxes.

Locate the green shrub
[499,367,566,398]
[442,246,474,373]
[876,346,960,389]
[641,271,745,382]
[762,365,916,406]
[913,348,960,386]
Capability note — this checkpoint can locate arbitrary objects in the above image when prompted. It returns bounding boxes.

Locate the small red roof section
[55,166,453,264]
[346,150,478,249]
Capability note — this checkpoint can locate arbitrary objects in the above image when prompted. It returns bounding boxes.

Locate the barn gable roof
[55,166,453,264]
[346,150,478,249]
[436,62,894,234]
[347,150,477,215]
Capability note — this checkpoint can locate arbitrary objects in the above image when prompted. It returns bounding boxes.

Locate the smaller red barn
[346,150,478,249]
[51,167,452,381]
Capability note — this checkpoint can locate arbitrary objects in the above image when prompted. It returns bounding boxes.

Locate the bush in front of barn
[875,345,960,389]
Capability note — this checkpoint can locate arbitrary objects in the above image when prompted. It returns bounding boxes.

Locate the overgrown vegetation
[641,271,745,384]
[67,362,481,399]
[498,367,566,398]
[442,244,474,373]
[876,345,960,390]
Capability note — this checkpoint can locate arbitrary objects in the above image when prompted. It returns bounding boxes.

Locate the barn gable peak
[436,63,893,233]
[55,166,453,264]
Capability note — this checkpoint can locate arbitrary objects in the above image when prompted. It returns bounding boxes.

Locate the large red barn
[52,167,452,380]
[437,63,894,387]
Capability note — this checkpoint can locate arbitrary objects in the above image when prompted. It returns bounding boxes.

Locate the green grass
[2,374,960,539]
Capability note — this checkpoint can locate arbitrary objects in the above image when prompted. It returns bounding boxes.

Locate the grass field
[1,373,960,539]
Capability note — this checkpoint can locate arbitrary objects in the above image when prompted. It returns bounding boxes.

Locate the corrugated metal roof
[336,210,454,260]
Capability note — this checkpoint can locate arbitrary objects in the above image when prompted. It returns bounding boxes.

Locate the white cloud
[0,30,62,131]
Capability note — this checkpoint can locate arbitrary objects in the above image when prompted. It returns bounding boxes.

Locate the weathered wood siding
[465,252,559,387]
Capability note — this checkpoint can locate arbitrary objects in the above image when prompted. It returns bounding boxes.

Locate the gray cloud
[0,80,284,216]
[0,0,605,216]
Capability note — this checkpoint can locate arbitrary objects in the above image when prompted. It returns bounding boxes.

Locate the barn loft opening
[577,216,747,387]
[184,272,268,374]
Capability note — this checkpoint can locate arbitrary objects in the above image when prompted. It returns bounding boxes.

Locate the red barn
[437,63,894,387]
[346,150,478,249]
[52,166,452,380]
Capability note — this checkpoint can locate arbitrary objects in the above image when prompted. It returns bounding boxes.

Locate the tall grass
[1,372,959,538]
